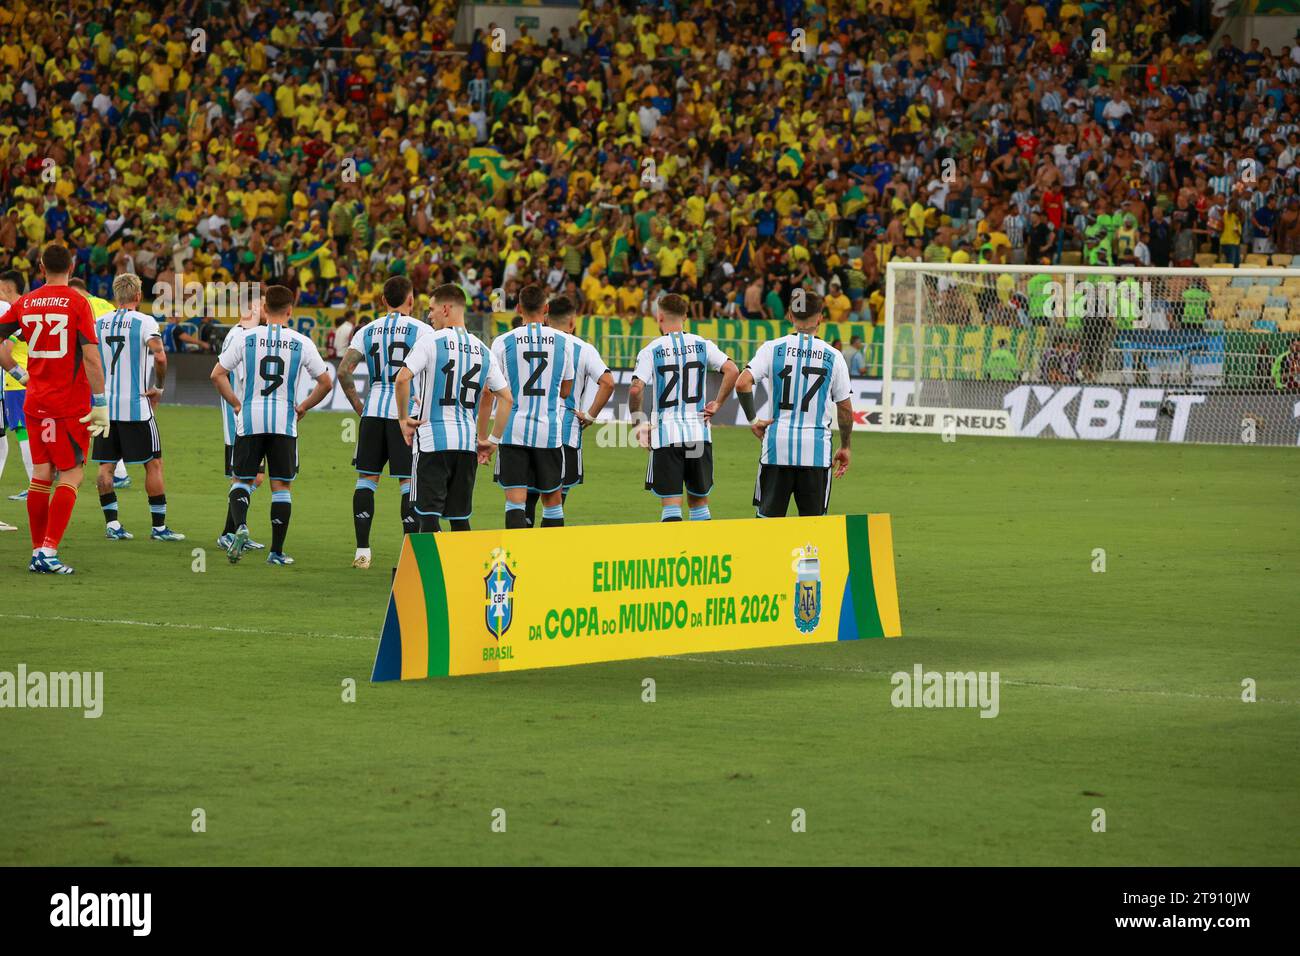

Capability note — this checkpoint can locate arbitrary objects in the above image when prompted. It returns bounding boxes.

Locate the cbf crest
[793,543,821,633]
[484,547,516,639]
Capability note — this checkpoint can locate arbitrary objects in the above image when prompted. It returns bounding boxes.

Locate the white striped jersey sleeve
[95,309,161,422]
[561,334,609,448]
[747,333,850,468]
[490,323,574,449]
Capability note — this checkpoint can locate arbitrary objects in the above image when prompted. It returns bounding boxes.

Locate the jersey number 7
[106,335,127,373]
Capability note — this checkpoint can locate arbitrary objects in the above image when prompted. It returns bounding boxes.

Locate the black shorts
[224,443,266,478]
[412,449,478,520]
[353,416,412,478]
[91,419,161,464]
[562,444,583,489]
[753,464,832,518]
[231,433,298,482]
[645,442,713,498]
[494,444,565,493]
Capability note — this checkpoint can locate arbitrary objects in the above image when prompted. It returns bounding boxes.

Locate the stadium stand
[1,0,1299,347]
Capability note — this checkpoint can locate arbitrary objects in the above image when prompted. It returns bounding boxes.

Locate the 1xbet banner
[371,515,902,680]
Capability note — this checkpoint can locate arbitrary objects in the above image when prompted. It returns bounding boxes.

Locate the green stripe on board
[410,535,451,676]
[845,515,885,638]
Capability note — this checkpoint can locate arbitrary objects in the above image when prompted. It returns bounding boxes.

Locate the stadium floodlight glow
[877,262,1300,446]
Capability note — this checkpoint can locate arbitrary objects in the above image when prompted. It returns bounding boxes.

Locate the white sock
[355,547,371,557]
[114,460,128,479]
[107,520,121,530]
[20,440,33,479]
[0,434,8,482]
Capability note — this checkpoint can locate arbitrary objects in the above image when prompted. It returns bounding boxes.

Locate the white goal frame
[880,261,1300,446]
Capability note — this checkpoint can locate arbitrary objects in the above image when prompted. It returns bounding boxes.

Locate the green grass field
[0,405,1296,866]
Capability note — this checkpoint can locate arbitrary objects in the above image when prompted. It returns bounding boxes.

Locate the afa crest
[793,542,821,634]
[484,547,516,640]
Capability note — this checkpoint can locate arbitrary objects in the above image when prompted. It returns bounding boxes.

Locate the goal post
[877,261,1300,446]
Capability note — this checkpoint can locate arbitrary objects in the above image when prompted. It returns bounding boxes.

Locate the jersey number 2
[523,351,548,397]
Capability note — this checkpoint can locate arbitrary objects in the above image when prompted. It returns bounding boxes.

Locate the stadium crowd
[2,0,1300,335]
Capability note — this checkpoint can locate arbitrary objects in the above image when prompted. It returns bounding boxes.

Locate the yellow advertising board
[371,514,901,681]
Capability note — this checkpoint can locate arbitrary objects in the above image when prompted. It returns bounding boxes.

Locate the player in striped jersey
[211,285,334,565]
[394,284,513,533]
[70,276,131,489]
[90,274,185,542]
[490,284,574,528]
[522,294,614,527]
[735,290,853,517]
[336,275,433,568]
[629,293,738,522]
[217,305,266,553]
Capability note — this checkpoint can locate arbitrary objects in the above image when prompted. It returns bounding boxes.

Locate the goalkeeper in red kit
[0,243,109,574]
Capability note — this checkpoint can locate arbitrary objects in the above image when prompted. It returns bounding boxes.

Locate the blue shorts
[2,390,25,431]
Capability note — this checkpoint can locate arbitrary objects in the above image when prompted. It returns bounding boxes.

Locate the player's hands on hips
[81,397,111,438]
[295,402,309,422]
[398,417,425,446]
[577,410,595,430]
[832,447,851,478]
[701,400,720,422]
[145,387,163,409]
[750,418,773,441]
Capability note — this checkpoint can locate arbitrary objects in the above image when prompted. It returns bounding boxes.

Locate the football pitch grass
[0,405,1296,866]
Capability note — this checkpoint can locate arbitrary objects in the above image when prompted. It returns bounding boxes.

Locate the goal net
[878,262,1300,446]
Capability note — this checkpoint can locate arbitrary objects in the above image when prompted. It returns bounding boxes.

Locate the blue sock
[689,505,710,521]
[661,504,682,522]
[540,504,564,527]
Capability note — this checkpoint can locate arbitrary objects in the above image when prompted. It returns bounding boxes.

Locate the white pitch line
[0,611,376,643]
[662,654,1299,706]
[0,613,1289,704]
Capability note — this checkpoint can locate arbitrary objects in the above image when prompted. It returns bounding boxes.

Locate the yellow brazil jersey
[3,335,26,391]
